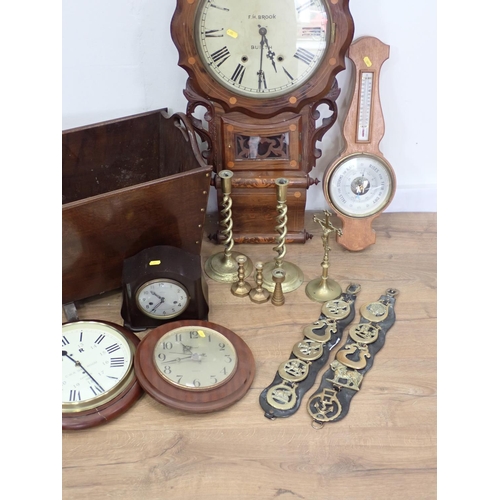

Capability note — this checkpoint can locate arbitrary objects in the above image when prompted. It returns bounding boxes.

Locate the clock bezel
[62,320,143,431]
[171,0,354,116]
[323,152,396,219]
[134,320,255,413]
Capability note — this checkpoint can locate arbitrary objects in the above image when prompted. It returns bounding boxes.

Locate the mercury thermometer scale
[357,71,374,142]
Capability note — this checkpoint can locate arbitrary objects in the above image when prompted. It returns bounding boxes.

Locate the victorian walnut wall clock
[323,36,396,251]
[171,0,354,243]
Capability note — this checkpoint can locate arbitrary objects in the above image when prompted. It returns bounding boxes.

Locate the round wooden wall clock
[62,320,143,430]
[121,245,209,331]
[134,320,255,413]
[171,0,354,243]
[323,36,396,251]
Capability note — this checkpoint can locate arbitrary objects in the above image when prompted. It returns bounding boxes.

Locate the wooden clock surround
[171,0,354,243]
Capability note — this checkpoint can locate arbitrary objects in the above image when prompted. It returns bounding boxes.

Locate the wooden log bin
[62,109,213,306]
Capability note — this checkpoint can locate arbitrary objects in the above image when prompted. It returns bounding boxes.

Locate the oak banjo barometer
[323,36,396,251]
[171,0,354,243]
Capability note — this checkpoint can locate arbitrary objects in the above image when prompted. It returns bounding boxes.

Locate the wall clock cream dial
[323,36,396,251]
[154,325,238,389]
[62,320,142,430]
[134,320,255,413]
[195,0,329,98]
[136,279,190,320]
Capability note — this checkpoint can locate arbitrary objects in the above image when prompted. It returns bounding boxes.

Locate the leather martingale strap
[259,284,361,419]
[306,288,399,427]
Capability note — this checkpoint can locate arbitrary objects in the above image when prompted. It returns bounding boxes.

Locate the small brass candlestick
[249,262,270,304]
[271,268,286,306]
[231,255,252,297]
[262,178,304,293]
[205,170,253,283]
[305,211,343,302]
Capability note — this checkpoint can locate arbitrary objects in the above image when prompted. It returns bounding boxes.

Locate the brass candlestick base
[305,277,342,302]
[305,211,342,303]
[205,252,253,284]
[261,261,304,294]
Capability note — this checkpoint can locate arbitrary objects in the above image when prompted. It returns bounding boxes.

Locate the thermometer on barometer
[323,37,396,251]
[357,71,374,142]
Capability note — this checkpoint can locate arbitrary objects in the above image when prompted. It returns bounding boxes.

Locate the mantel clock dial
[323,36,396,251]
[134,320,255,413]
[62,320,142,430]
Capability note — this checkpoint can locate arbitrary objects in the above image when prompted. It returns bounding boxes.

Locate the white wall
[62,0,437,212]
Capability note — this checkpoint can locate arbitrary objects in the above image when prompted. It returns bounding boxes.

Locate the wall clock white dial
[195,0,329,98]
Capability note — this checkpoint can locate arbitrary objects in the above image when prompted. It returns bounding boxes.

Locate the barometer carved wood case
[171,0,354,243]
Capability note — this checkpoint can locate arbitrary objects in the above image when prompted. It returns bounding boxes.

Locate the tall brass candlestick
[305,211,342,302]
[262,178,304,293]
[205,170,253,282]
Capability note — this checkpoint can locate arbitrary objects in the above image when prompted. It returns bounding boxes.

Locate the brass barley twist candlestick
[205,170,253,282]
[262,178,304,293]
[305,211,342,302]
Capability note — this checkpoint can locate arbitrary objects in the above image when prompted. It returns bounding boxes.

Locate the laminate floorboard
[62,211,437,500]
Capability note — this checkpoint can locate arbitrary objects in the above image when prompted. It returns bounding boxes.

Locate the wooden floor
[62,212,437,500]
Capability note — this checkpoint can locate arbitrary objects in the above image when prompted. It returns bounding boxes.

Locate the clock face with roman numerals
[195,0,329,98]
[62,321,136,413]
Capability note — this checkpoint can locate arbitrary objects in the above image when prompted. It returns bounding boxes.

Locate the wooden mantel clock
[323,36,396,251]
[171,0,354,243]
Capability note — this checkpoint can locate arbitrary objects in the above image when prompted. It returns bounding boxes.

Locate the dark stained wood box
[62,109,212,305]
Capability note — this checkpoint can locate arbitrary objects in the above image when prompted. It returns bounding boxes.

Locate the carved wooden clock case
[171,0,354,243]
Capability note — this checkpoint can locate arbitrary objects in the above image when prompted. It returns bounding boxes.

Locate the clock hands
[257,25,276,90]
[180,342,193,354]
[151,297,165,313]
[161,353,207,363]
[258,27,266,91]
[62,350,106,393]
[261,28,277,73]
